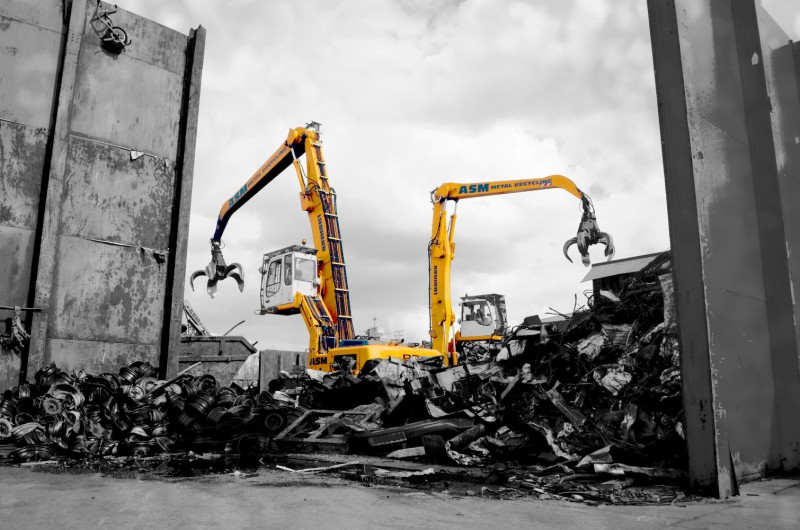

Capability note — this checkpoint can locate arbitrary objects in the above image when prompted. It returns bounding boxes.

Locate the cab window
[265,260,282,296]
[295,257,315,282]
[463,301,491,325]
[284,255,293,286]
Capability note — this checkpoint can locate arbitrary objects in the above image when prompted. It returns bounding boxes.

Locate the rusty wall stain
[46,338,159,375]
[0,15,62,128]
[0,227,36,308]
[47,235,167,344]
[70,41,183,161]
[59,137,175,249]
[0,121,47,229]
[0,351,20,394]
[2,0,199,381]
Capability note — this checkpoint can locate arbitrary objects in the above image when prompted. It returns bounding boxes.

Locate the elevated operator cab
[259,245,319,313]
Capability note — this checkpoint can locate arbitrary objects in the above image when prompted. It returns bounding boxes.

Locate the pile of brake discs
[0,361,292,463]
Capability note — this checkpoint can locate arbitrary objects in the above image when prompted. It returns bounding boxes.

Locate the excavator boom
[190,123,354,358]
[428,175,614,363]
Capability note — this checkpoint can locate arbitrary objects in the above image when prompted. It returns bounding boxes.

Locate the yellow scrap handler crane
[428,176,614,366]
[191,123,438,371]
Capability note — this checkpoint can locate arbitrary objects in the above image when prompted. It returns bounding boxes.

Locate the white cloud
[122,0,670,351]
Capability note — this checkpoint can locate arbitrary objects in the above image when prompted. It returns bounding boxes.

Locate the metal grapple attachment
[190,240,244,298]
[563,194,615,267]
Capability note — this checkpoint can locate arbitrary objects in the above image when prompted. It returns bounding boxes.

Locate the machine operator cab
[259,245,319,313]
[459,293,508,341]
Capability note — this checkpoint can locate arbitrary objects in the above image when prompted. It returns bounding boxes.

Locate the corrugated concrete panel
[0,12,62,128]
[648,0,800,496]
[60,138,175,248]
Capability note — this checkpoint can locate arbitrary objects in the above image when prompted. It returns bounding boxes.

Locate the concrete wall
[0,0,203,386]
[648,0,800,496]
[0,0,63,388]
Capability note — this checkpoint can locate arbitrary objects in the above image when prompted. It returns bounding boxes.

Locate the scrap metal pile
[0,252,684,501]
[264,251,686,498]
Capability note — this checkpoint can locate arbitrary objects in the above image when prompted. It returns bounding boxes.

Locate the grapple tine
[191,240,245,297]
[228,272,245,292]
[562,193,616,267]
[189,270,207,292]
[599,232,615,261]
[563,237,577,263]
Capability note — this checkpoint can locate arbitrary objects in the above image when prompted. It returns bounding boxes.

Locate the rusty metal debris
[0,252,685,504]
[261,250,685,502]
[0,359,293,463]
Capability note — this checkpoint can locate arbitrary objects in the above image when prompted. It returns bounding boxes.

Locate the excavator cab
[259,245,319,313]
[459,294,508,341]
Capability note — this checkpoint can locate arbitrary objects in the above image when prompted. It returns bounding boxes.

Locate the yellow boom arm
[428,175,613,364]
[191,123,354,343]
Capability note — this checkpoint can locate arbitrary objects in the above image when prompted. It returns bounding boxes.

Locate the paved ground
[0,467,797,529]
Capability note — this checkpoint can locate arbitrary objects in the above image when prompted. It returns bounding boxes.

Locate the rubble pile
[1,253,685,502]
[266,252,685,485]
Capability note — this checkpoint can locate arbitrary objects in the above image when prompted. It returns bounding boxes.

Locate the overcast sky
[121,0,799,350]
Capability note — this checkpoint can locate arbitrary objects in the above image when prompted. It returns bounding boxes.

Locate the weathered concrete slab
[0,120,47,230]
[47,235,167,344]
[648,0,800,496]
[0,13,62,128]
[0,119,46,388]
[46,338,159,375]
[0,226,36,309]
[0,0,205,383]
[60,138,175,249]
[757,12,800,370]
[82,1,187,75]
[0,0,65,33]
[70,46,184,160]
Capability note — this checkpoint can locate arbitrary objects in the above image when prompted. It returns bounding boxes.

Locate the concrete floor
[0,467,797,529]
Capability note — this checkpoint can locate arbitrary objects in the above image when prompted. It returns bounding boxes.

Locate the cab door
[260,254,293,309]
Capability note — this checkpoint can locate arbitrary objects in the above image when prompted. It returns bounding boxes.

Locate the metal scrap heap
[266,250,686,496]
[0,361,297,462]
[0,252,684,501]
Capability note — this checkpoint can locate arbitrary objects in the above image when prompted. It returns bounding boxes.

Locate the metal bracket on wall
[90,1,131,54]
